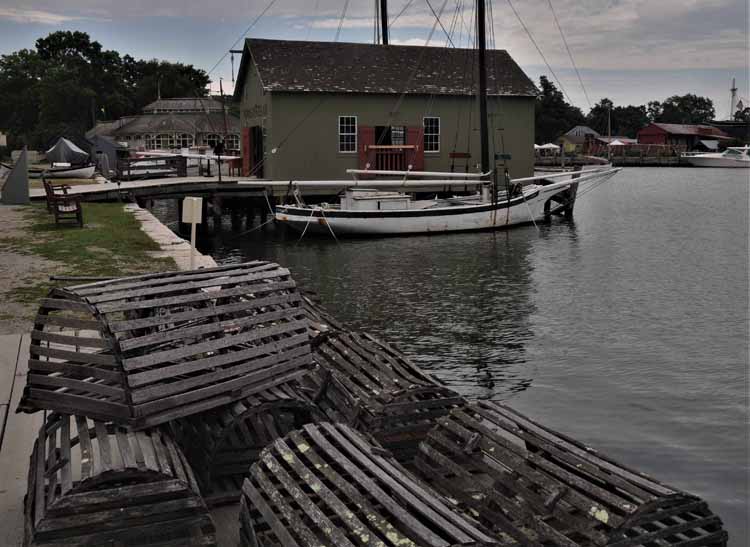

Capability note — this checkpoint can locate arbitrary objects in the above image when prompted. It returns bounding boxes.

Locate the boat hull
[683,156,750,168]
[276,184,572,236]
[44,166,96,179]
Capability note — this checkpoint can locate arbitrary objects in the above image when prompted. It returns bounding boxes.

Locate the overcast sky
[0,0,747,118]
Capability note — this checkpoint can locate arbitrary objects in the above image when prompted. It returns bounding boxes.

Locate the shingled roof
[235,38,538,99]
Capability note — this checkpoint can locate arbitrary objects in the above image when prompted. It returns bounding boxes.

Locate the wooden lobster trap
[25,412,216,546]
[299,291,346,335]
[305,330,465,462]
[172,379,323,506]
[17,261,313,428]
[415,401,728,546]
[239,421,501,547]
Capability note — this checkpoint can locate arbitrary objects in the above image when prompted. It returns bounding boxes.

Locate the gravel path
[0,205,63,334]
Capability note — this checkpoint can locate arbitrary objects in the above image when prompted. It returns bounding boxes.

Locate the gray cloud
[1,1,746,74]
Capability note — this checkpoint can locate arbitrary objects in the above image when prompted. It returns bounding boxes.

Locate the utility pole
[730,77,738,120]
[477,0,489,175]
[380,0,389,45]
[607,104,612,161]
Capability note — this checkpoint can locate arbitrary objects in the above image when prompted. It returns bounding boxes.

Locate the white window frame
[423,116,440,153]
[338,115,357,153]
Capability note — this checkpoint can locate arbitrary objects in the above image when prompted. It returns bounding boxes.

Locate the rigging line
[505,0,575,106]
[424,0,456,47]
[319,208,341,245]
[408,0,453,165]
[376,2,444,148]
[295,208,317,245]
[390,0,416,29]
[206,0,279,76]
[306,0,322,41]
[334,0,352,43]
[547,0,591,109]
[225,217,275,240]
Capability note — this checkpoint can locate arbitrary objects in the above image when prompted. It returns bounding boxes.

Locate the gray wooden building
[234,39,538,180]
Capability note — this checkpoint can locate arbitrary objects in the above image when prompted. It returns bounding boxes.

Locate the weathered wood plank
[415,401,729,547]
[25,413,217,546]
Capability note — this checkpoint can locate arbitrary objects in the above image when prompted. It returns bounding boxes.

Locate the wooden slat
[26,413,217,546]
[241,422,498,547]
[19,262,315,428]
[415,401,729,547]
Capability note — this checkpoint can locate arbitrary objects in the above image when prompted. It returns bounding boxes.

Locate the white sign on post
[182,197,203,270]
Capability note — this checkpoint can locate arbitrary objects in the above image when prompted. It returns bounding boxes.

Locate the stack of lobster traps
[15,262,729,546]
[17,262,321,545]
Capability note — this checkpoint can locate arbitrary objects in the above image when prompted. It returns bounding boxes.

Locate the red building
[637,123,731,149]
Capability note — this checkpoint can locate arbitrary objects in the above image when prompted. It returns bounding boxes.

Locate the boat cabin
[234,39,538,180]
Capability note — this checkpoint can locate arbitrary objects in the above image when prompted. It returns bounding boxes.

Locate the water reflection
[149,198,548,399]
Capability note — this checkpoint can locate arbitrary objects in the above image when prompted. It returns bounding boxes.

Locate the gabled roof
[234,38,538,99]
[646,123,730,139]
[564,125,600,138]
[559,125,600,145]
[143,97,225,113]
[111,112,240,135]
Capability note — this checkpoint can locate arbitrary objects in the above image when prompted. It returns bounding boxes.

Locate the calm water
[156,167,749,543]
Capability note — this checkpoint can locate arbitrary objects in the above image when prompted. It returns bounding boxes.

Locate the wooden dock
[0,334,41,546]
[28,175,490,203]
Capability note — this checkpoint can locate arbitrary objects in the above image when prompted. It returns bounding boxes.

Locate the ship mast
[380,0,389,45]
[477,0,490,174]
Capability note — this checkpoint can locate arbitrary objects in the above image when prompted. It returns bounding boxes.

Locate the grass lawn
[1,202,176,304]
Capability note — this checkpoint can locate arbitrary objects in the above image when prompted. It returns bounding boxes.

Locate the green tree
[0,31,211,149]
[649,94,715,124]
[535,76,585,144]
[585,98,613,135]
[0,49,44,146]
[733,106,749,122]
[587,100,649,138]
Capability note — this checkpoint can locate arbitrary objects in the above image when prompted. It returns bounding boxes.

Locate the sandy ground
[0,205,63,334]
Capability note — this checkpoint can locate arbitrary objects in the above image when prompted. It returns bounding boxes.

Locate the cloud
[1,0,746,73]
[0,8,92,24]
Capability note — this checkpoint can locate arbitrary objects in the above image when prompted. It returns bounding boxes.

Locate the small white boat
[682,146,750,168]
[43,165,96,179]
[275,167,620,237]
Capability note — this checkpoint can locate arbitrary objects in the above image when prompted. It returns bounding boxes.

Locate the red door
[241,128,251,176]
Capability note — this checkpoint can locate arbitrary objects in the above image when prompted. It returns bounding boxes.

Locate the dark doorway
[251,126,264,178]
[375,126,406,146]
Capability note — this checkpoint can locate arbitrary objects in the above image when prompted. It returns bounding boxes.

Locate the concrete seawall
[124,203,217,270]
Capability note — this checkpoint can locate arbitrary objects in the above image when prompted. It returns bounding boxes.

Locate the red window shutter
[358,126,375,169]
[406,127,425,171]
[242,128,251,176]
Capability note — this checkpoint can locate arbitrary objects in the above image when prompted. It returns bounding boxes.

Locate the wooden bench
[42,178,83,227]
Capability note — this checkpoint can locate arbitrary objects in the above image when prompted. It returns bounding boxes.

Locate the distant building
[636,123,732,149]
[233,38,538,179]
[87,97,241,153]
[558,125,600,153]
[707,120,750,144]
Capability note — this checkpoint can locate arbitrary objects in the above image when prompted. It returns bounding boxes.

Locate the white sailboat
[272,0,620,237]
[274,166,618,236]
